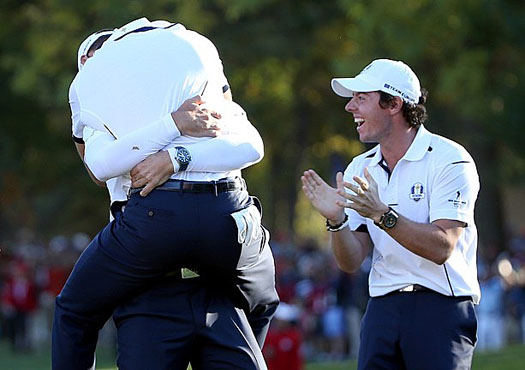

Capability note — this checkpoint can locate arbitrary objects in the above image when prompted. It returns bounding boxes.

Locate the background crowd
[1,226,525,369]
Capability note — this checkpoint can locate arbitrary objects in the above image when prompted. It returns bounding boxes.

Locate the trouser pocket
[231,203,264,269]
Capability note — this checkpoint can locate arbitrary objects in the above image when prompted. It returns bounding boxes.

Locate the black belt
[397,284,433,293]
[129,177,246,196]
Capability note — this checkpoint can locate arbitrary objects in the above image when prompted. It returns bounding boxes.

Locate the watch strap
[174,146,190,171]
[167,147,181,172]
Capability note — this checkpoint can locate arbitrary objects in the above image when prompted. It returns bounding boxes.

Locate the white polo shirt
[344,125,481,303]
[73,19,226,139]
[70,18,263,182]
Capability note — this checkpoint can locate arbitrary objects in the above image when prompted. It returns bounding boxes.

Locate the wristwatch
[375,207,399,230]
[174,146,191,171]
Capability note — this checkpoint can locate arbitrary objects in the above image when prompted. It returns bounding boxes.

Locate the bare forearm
[331,229,370,273]
[383,215,459,265]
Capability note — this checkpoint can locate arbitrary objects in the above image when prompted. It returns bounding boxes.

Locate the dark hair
[378,88,428,128]
[87,33,111,55]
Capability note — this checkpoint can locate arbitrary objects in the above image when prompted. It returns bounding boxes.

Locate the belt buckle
[399,285,415,292]
[181,268,200,279]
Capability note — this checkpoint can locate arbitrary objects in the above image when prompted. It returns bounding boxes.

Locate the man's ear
[390,96,404,115]
[80,55,88,66]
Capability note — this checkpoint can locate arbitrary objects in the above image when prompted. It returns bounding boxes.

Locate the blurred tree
[0,0,523,251]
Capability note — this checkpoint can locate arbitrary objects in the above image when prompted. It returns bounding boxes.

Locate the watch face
[176,148,191,163]
[384,213,397,228]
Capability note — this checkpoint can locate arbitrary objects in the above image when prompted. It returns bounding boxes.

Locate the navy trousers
[358,291,477,370]
[52,187,269,370]
[113,276,267,370]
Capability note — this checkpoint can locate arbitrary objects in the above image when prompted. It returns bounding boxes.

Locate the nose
[345,98,356,113]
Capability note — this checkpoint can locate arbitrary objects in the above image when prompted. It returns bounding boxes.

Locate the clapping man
[302,59,480,369]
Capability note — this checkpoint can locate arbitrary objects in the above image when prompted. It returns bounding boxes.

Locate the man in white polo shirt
[302,59,480,369]
[54,19,276,370]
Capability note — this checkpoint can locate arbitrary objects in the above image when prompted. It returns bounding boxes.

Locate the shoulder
[69,75,79,95]
[428,131,475,165]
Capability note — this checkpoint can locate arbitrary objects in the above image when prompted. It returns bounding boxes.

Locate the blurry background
[0,0,524,368]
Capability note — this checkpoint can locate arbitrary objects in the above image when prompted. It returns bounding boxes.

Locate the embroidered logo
[448,191,467,208]
[409,182,425,202]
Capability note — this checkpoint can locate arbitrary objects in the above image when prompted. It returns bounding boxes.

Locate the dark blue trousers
[52,187,270,370]
[358,291,477,370]
[113,276,267,370]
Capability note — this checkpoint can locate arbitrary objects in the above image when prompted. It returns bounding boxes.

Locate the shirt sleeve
[84,114,180,181]
[69,79,84,140]
[167,102,264,172]
[429,156,479,225]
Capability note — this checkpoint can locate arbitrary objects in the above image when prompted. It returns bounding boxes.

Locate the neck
[380,124,418,171]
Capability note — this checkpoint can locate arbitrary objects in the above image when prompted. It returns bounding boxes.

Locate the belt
[398,284,433,293]
[129,177,245,196]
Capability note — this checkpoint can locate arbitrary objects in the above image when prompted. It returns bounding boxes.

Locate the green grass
[0,341,115,370]
[305,345,525,370]
[1,341,524,369]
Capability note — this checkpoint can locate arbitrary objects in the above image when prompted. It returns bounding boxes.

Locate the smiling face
[344,91,394,144]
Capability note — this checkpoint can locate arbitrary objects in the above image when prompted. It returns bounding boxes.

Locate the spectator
[476,259,505,351]
[264,303,304,370]
[1,260,37,351]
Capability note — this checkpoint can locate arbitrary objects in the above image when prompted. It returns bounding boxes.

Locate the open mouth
[355,118,365,129]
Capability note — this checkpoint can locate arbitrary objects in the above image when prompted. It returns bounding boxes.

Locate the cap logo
[384,83,414,103]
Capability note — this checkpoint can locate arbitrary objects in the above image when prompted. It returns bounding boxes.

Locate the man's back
[75,25,225,138]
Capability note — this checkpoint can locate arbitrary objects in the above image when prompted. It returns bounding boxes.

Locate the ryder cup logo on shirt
[409,182,425,202]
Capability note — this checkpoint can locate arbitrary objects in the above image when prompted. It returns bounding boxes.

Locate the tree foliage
[0,0,523,248]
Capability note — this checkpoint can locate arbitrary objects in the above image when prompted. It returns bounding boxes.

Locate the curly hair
[378,89,428,128]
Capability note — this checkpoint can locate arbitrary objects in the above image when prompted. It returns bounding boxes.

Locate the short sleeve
[429,159,479,225]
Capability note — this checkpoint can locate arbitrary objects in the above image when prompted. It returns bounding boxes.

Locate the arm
[83,113,180,181]
[339,165,477,265]
[69,80,105,187]
[74,131,106,187]
[83,96,222,181]
[301,170,372,273]
[167,101,264,172]
[130,109,264,196]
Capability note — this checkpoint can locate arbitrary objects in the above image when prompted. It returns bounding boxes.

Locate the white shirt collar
[368,125,432,167]
[402,125,432,162]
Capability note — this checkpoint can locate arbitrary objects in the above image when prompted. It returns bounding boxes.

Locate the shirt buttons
[148,210,154,217]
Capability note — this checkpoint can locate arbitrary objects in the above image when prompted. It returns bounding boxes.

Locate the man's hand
[337,167,389,222]
[130,151,174,197]
[172,95,222,137]
[301,170,347,224]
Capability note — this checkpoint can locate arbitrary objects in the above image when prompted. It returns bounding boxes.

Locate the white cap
[331,59,421,104]
[77,29,114,71]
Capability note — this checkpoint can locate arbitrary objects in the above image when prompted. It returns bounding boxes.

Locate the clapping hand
[301,169,347,224]
[336,167,388,222]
